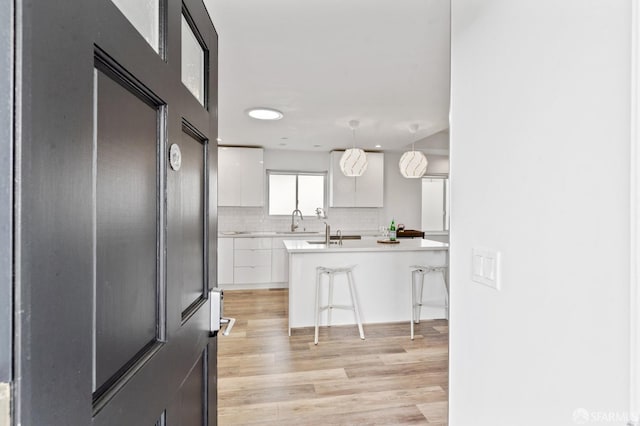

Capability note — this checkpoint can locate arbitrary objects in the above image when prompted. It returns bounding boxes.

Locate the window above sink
[267,170,327,216]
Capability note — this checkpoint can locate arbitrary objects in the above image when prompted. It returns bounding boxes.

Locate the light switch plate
[472,247,501,290]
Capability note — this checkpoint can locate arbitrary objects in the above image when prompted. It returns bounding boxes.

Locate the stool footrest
[319,304,355,311]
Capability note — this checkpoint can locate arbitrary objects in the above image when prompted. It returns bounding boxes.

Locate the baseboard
[218,282,288,291]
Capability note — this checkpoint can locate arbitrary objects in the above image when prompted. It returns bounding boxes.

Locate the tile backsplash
[218,206,383,233]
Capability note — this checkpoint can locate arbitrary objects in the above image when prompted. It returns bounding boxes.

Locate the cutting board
[377,239,400,244]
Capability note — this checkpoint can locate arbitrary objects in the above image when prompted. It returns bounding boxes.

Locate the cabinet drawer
[271,248,288,283]
[234,237,271,250]
[234,249,271,267]
[234,266,272,284]
[217,238,234,284]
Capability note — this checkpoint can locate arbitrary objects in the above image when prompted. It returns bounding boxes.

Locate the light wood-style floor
[217,289,448,425]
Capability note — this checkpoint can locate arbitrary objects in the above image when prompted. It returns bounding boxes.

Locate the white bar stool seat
[410,264,449,340]
[314,265,365,345]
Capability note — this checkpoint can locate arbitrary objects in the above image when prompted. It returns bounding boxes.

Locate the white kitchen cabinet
[329,151,384,207]
[233,237,272,284]
[217,238,234,285]
[234,249,271,267]
[218,147,264,207]
[271,236,313,284]
[234,266,272,284]
[271,238,288,283]
[271,248,288,283]
[218,234,318,288]
[234,237,271,250]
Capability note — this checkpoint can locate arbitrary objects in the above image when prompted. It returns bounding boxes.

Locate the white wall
[450,1,631,425]
[383,151,422,230]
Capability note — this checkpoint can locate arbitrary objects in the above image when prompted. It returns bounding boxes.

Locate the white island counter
[284,238,448,334]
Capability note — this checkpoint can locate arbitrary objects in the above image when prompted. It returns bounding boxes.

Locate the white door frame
[631,1,640,424]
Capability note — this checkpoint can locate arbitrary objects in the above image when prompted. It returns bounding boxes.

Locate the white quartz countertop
[219,230,381,238]
[283,238,448,253]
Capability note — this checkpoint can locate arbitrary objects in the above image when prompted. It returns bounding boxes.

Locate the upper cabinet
[218,147,264,207]
[329,151,384,207]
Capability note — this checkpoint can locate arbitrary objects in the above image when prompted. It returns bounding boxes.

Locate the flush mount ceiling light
[340,120,368,177]
[399,123,428,178]
[246,107,283,120]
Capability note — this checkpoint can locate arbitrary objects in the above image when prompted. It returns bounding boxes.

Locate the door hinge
[0,382,10,426]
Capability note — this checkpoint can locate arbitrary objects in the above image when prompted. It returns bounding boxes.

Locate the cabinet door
[218,147,241,206]
[234,266,272,284]
[239,147,264,206]
[329,151,356,207]
[234,237,271,250]
[217,238,234,284]
[271,248,288,283]
[234,249,271,267]
[218,147,264,206]
[355,152,384,207]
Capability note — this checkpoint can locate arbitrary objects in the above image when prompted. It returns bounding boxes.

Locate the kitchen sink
[222,231,321,236]
[275,231,319,235]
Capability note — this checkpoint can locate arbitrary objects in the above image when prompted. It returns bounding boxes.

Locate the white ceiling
[203,0,450,153]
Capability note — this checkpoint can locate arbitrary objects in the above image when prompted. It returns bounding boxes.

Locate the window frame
[266,170,328,217]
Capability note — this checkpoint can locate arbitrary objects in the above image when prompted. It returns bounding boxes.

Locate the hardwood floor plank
[218,386,447,424]
[219,383,318,407]
[218,368,349,391]
[251,404,434,425]
[417,400,448,423]
[217,289,448,425]
[313,374,445,396]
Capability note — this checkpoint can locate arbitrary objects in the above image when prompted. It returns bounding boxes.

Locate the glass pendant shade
[399,150,428,178]
[340,148,368,177]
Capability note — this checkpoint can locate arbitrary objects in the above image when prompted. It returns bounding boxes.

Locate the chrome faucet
[324,222,331,245]
[315,208,331,244]
[291,208,303,232]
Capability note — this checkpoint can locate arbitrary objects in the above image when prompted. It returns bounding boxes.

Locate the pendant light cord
[348,119,359,149]
[409,123,419,152]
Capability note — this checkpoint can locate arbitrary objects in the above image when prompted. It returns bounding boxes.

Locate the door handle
[220,317,235,336]
[210,288,236,336]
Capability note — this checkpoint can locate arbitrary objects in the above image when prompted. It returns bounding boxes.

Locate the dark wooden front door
[12,0,218,425]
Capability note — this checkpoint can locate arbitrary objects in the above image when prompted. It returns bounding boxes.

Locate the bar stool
[314,265,365,345]
[410,265,449,340]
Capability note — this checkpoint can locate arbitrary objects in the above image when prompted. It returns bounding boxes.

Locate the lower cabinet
[233,238,272,285]
[217,238,234,285]
[217,236,305,288]
[271,238,289,283]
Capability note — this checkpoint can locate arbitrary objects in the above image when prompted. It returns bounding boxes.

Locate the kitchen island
[284,238,448,334]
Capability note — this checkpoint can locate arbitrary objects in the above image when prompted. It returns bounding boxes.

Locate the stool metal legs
[346,270,365,341]
[314,267,322,345]
[410,265,448,340]
[314,266,365,345]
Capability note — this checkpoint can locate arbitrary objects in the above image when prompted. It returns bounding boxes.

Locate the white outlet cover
[472,247,501,290]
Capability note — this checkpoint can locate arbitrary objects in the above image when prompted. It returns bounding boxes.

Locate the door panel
[94,65,162,395]
[13,1,95,423]
[178,349,206,426]
[13,0,218,424]
[179,128,206,317]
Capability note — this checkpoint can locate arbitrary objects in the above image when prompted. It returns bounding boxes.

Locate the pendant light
[340,120,368,177]
[399,123,428,178]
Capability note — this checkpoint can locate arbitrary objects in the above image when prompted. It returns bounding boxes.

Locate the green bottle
[389,219,397,241]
